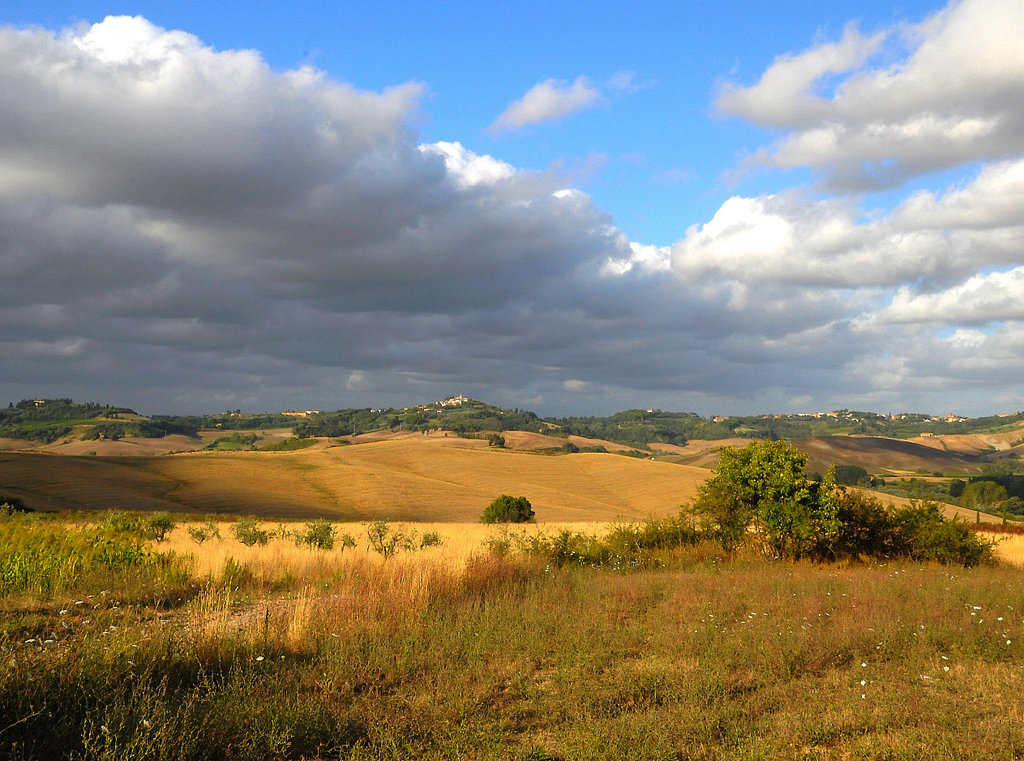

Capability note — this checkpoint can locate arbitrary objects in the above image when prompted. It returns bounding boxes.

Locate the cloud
[882,267,1024,325]
[489,76,603,133]
[716,0,1024,189]
[2,13,1023,419]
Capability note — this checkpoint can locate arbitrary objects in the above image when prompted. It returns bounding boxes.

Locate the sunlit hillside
[0,437,709,521]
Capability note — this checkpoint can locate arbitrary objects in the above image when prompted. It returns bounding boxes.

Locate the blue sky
[1,0,1023,416]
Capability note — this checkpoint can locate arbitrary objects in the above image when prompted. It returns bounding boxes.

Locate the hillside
[0,437,708,522]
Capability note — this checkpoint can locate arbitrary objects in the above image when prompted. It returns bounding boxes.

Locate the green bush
[187,520,221,544]
[295,518,335,550]
[420,530,442,548]
[481,494,535,524]
[142,512,175,541]
[233,517,270,546]
[366,520,403,557]
[690,439,993,566]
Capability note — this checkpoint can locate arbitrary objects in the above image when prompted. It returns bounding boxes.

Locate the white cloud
[489,76,603,133]
[883,267,1024,325]
[717,0,1024,189]
[562,379,592,392]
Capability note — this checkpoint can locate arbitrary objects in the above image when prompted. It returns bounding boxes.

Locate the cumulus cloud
[489,76,603,133]
[717,0,1024,189]
[2,12,1022,418]
[882,268,1024,325]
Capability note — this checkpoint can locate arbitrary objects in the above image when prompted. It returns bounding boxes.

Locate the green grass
[1,514,1023,759]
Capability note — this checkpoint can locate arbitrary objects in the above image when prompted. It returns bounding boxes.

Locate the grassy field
[1,512,1023,760]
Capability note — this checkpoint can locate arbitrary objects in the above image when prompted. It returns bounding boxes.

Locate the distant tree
[949,479,966,498]
[482,494,535,524]
[487,433,505,448]
[1002,496,1024,516]
[960,481,1008,512]
[833,464,869,486]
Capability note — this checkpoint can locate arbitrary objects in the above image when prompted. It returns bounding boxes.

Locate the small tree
[691,439,838,559]
[482,494,535,524]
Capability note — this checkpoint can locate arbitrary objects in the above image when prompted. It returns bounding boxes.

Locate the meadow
[2,511,1023,760]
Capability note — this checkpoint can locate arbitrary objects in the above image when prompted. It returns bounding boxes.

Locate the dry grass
[165,520,616,583]
[991,533,1024,567]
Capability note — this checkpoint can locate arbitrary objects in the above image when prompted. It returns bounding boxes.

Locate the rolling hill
[0,437,708,522]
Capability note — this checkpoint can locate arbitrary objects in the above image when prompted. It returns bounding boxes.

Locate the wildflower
[256,655,265,662]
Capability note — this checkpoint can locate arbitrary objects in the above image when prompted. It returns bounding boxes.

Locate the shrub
[295,518,335,550]
[892,501,993,567]
[366,520,402,557]
[233,517,270,546]
[141,512,175,541]
[187,520,221,544]
[420,530,442,548]
[481,494,535,524]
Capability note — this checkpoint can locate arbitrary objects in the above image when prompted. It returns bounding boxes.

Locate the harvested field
[0,438,709,521]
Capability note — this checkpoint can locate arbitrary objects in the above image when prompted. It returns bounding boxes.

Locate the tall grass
[2,514,1023,759]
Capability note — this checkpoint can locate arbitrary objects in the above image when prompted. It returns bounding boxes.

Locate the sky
[1,0,1022,417]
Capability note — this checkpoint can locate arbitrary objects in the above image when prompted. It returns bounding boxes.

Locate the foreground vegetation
[1,507,1022,760]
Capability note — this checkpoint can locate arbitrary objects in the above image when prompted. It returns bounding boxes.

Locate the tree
[692,439,839,559]
[960,480,1008,512]
[482,494,535,524]
[833,464,869,486]
[949,479,966,498]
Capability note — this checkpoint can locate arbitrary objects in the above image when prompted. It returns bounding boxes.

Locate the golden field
[0,436,710,521]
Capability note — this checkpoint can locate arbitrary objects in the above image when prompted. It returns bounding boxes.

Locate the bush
[141,512,175,541]
[366,520,403,557]
[187,520,221,544]
[295,518,335,550]
[482,494,535,524]
[233,517,270,546]
[420,530,442,548]
[892,501,993,567]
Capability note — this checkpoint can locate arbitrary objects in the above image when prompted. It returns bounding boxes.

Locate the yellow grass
[164,520,617,583]
[991,534,1024,567]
